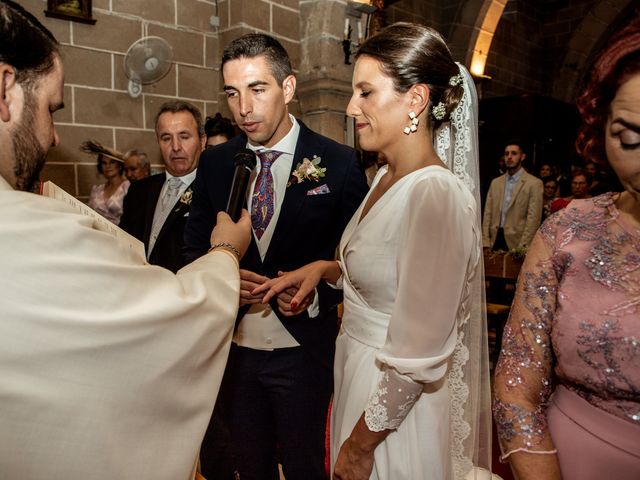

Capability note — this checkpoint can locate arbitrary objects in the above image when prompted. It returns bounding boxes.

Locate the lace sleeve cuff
[364,367,422,432]
[499,447,558,462]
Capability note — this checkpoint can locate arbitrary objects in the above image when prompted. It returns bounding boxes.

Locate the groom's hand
[239,269,269,306]
[276,286,315,316]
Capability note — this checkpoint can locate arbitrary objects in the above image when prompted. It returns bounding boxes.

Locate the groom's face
[222,55,295,149]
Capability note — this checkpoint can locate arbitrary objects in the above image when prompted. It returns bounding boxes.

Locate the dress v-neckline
[356,164,447,227]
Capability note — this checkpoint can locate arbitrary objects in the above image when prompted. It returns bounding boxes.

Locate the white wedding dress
[331,164,482,480]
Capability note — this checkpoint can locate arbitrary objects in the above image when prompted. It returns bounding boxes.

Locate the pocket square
[306,184,330,196]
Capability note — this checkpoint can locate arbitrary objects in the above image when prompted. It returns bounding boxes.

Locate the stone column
[297,0,356,144]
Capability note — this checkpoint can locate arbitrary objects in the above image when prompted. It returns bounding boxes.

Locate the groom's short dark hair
[221,33,293,84]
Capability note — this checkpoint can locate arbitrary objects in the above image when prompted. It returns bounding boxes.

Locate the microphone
[226,148,257,221]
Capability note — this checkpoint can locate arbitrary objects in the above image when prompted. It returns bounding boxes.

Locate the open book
[40,181,146,263]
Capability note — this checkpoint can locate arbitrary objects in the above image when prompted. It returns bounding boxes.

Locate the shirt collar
[165,168,197,186]
[508,167,524,182]
[246,114,299,157]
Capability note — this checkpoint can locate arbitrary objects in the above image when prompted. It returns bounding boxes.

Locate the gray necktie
[148,177,182,257]
[162,177,182,210]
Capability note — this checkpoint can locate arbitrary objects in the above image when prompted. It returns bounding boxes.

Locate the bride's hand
[332,436,375,480]
[252,260,333,310]
[274,285,315,317]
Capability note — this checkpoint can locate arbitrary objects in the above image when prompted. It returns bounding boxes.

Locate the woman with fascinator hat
[255,22,491,480]
[82,140,130,225]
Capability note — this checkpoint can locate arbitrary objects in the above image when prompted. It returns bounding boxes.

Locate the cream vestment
[0,177,240,480]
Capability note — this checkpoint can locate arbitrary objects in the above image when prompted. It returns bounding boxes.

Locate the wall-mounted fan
[123,36,173,98]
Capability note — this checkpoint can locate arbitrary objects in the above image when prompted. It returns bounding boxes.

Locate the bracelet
[208,242,240,260]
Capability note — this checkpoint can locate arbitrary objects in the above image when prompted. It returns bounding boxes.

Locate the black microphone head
[234,148,257,170]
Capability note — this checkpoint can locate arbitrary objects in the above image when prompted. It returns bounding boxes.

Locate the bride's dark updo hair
[356,22,463,129]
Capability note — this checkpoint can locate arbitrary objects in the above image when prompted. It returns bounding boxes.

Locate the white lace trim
[448,281,472,479]
[435,83,476,197]
[435,63,483,480]
[364,371,421,432]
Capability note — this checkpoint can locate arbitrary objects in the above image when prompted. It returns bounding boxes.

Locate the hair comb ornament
[431,102,446,121]
[449,73,463,87]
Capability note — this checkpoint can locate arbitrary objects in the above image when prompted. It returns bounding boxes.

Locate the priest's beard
[11,95,47,192]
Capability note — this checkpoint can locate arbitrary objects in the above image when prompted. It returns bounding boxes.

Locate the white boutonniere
[288,155,326,186]
[175,188,193,211]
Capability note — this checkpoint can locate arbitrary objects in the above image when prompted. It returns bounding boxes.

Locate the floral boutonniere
[175,188,193,211]
[287,155,326,187]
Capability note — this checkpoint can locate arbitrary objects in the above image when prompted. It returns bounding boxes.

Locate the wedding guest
[205,112,235,148]
[493,15,640,480]
[123,149,150,182]
[538,162,554,179]
[82,140,129,225]
[483,140,543,251]
[120,101,205,273]
[549,169,590,213]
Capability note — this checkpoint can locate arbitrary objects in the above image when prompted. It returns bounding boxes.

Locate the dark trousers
[492,227,509,251]
[200,392,237,480]
[223,344,332,480]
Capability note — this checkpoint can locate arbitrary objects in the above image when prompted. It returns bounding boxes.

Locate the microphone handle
[225,165,252,221]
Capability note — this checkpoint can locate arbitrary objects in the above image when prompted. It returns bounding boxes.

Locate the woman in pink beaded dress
[493,16,640,480]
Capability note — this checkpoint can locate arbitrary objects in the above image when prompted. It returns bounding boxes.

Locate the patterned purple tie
[251,150,282,239]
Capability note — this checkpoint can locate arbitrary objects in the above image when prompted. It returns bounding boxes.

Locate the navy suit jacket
[184,121,368,367]
[120,173,193,273]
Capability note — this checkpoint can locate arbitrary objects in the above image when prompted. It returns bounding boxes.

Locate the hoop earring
[403,111,419,135]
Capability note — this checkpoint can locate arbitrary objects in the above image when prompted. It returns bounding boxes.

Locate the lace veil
[434,63,493,480]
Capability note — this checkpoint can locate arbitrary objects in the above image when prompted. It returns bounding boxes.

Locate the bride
[255,22,491,480]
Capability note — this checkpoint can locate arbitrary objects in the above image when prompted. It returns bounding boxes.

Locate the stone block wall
[481,1,546,98]
[215,0,303,120]
[22,0,222,201]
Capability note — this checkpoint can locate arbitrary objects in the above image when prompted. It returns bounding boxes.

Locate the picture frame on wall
[45,0,96,25]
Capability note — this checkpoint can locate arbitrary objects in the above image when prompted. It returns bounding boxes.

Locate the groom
[184,33,368,479]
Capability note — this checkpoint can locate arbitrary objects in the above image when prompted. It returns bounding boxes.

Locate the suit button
[266,338,273,345]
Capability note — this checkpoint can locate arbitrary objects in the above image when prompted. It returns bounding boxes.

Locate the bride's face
[347,56,410,153]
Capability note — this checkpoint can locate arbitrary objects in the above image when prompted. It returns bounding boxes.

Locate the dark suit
[184,121,368,480]
[120,173,193,273]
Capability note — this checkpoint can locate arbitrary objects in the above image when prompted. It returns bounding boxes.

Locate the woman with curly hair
[493,14,640,480]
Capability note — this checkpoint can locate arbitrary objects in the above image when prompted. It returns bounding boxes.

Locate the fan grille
[124,36,173,85]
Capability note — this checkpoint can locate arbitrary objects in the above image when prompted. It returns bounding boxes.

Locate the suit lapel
[156,182,193,242]
[506,173,526,212]
[143,175,165,245]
